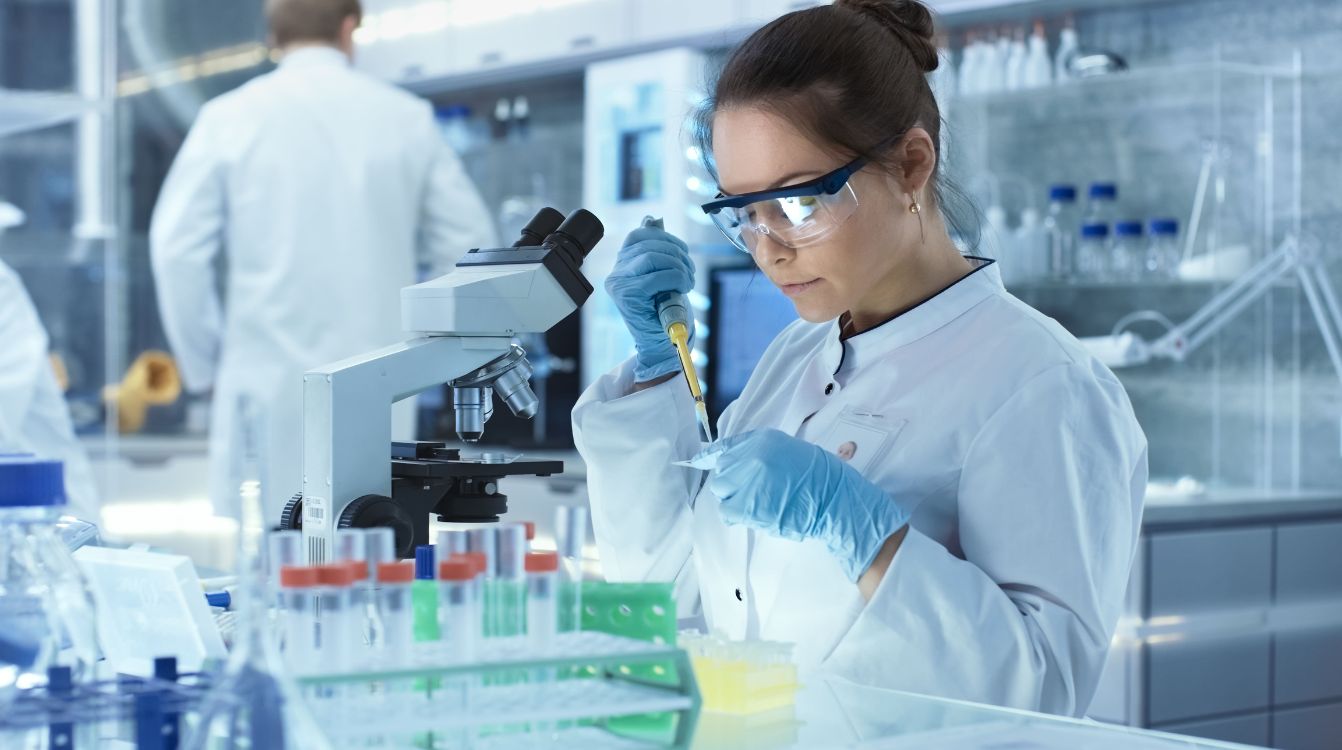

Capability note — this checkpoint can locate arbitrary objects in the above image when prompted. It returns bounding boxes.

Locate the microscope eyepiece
[513,207,566,248]
[542,209,604,266]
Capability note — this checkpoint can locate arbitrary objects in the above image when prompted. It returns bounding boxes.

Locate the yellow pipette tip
[667,321,714,442]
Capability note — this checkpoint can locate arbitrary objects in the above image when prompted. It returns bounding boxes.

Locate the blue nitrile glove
[604,224,695,382]
[700,429,910,583]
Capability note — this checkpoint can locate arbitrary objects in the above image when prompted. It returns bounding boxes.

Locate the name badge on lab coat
[815,407,906,475]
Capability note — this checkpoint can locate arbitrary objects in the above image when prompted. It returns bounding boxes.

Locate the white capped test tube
[555,505,587,632]
[494,524,527,638]
[315,563,356,672]
[279,565,319,674]
[437,529,470,557]
[437,556,480,663]
[525,551,559,649]
[374,560,415,668]
[337,529,375,647]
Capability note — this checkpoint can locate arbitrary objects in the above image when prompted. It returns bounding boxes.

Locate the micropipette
[643,216,715,444]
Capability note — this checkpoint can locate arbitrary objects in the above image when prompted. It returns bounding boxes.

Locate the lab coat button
[824,383,835,395]
[735,588,743,601]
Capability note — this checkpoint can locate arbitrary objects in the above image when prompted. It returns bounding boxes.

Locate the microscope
[280,208,604,561]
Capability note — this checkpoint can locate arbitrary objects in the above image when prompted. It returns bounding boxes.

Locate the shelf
[0,89,92,139]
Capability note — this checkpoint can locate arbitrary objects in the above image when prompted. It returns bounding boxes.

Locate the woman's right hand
[604,225,695,382]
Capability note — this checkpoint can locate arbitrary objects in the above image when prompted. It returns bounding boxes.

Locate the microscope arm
[300,335,512,561]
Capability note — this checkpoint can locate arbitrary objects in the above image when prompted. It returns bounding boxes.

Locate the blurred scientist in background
[150,0,497,519]
[0,256,98,518]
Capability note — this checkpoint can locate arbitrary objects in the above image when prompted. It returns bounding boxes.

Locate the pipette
[643,216,715,444]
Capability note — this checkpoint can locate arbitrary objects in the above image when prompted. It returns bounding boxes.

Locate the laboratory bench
[694,676,1258,749]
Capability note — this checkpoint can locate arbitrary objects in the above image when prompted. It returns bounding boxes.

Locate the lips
[778,279,822,297]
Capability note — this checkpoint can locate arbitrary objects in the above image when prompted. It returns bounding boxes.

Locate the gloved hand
[699,429,910,583]
[604,225,695,382]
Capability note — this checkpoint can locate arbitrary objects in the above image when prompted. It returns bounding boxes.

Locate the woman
[572,0,1146,717]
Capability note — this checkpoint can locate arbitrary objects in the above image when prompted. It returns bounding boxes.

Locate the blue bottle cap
[1115,221,1144,237]
[1048,185,1078,202]
[1088,183,1118,200]
[435,104,471,118]
[415,545,436,580]
[1080,222,1110,238]
[1149,218,1179,235]
[0,456,66,508]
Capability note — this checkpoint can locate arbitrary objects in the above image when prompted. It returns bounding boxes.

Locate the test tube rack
[0,657,209,750]
[294,630,701,748]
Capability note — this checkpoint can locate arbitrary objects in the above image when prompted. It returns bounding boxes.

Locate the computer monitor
[706,266,798,421]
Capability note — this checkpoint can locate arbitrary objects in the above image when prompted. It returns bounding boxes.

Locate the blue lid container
[1048,185,1078,202]
[1088,183,1118,200]
[0,456,66,508]
[1080,222,1110,239]
[415,545,436,580]
[1149,218,1180,235]
[1115,221,1144,237]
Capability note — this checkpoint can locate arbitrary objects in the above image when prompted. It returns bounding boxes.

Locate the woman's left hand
[697,429,911,583]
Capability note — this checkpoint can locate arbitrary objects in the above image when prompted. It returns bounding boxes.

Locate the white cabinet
[630,0,733,44]
[355,0,458,83]
[740,0,828,27]
[452,0,630,74]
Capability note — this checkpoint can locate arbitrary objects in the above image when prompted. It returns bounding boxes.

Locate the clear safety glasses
[701,151,870,255]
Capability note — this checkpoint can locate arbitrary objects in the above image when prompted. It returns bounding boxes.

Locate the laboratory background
[1,0,1341,748]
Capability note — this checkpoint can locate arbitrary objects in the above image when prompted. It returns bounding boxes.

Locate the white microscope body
[294,208,603,562]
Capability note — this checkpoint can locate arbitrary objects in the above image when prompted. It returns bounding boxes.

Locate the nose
[750,232,793,266]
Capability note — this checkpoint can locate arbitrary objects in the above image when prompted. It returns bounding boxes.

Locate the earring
[909,200,921,214]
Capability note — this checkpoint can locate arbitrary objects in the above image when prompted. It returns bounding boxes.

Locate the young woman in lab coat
[572,0,1148,718]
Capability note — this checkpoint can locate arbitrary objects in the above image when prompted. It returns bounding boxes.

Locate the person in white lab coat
[150,0,497,519]
[0,259,99,518]
[573,0,1147,718]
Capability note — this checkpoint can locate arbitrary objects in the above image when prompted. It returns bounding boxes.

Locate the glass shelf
[0,89,91,140]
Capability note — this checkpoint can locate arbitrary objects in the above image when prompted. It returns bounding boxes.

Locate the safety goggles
[700,151,872,255]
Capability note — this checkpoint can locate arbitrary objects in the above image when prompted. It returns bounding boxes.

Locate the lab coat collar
[278,46,350,70]
[822,257,1001,375]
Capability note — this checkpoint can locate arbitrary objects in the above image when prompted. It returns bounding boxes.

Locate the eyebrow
[721,169,827,197]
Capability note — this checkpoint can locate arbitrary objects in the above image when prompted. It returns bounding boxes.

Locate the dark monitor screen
[707,267,798,421]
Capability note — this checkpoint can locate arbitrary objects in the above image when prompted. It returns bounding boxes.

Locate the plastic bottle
[931,39,957,103]
[1147,218,1182,279]
[0,456,99,709]
[1113,221,1145,280]
[1024,21,1052,88]
[1055,17,1079,83]
[981,32,1005,93]
[374,561,414,668]
[1076,222,1111,280]
[1015,207,1048,282]
[1004,28,1028,91]
[435,104,473,154]
[1044,185,1079,281]
[958,34,980,96]
[1085,183,1119,226]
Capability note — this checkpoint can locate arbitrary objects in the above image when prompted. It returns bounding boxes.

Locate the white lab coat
[573,259,1148,717]
[0,260,98,518]
[150,47,498,519]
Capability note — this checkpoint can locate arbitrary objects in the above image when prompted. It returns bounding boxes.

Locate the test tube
[374,560,415,668]
[336,529,374,648]
[555,505,588,632]
[437,529,470,557]
[413,545,440,642]
[279,565,319,674]
[466,528,497,637]
[493,524,528,638]
[525,551,559,649]
[269,530,304,603]
[437,556,480,663]
[315,563,356,672]
[364,527,397,578]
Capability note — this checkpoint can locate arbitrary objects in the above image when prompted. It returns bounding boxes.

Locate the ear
[892,127,937,197]
[339,14,360,54]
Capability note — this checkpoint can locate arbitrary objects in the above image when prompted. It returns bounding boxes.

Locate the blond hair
[265,0,362,48]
